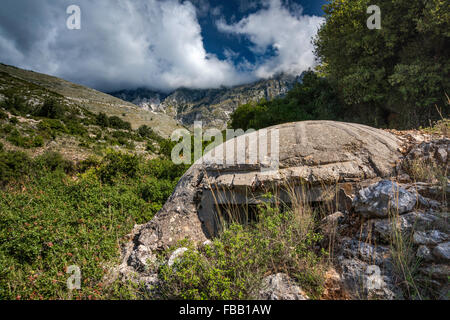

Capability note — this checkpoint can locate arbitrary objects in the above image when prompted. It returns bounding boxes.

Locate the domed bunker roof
[135,121,403,252]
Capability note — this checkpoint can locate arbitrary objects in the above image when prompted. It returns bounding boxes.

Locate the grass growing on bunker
[158,182,329,300]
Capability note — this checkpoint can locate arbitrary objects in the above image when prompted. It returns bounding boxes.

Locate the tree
[229,71,341,131]
[36,99,65,119]
[95,112,109,128]
[314,0,450,128]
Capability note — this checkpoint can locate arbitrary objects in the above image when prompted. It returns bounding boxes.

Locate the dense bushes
[0,91,32,115]
[6,129,44,149]
[35,99,65,119]
[0,149,187,299]
[0,151,32,185]
[97,151,140,184]
[314,0,449,128]
[230,71,341,131]
[96,113,132,131]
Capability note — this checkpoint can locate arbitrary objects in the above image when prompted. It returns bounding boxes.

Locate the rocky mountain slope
[110,73,302,130]
[0,63,182,138]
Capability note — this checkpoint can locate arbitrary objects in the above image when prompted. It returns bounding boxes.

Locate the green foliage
[97,151,140,184]
[143,158,188,181]
[0,91,32,115]
[38,119,67,139]
[9,117,18,125]
[139,178,176,205]
[108,116,132,131]
[138,125,160,140]
[0,109,8,120]
[0,149,187,300]
[65,120,88,137]
[314,0,450,128]
[36,99,65,119]
[0,151,32,185]
[158,139,178,158]
[95,112,109,128]
[6,129,44,149]
[158,199,326,300]
[230,71,341,130]
[34,151,74,173]
[95,113,132,131]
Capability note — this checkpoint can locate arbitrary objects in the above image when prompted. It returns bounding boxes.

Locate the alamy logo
[66,265,81,290]
[365,265,383,290]
[367,5,381,30]
[66,5,81,30]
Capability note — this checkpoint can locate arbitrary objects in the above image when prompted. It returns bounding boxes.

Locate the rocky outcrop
[110,73,300,129]
[353,180,418,218]
[259,273,309,300]
[333,173,449,299]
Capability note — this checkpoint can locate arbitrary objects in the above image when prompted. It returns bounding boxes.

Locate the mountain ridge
[0,63,182,137]
[110,73,303,129]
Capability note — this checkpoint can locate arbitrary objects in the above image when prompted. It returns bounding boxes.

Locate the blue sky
[0,0,327,92]
[197,0,326,64]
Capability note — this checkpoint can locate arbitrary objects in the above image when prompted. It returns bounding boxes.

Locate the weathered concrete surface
[118,121,403,280]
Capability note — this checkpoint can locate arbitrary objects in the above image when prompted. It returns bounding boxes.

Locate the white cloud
[217,0,324,78]
[0,0,323,92]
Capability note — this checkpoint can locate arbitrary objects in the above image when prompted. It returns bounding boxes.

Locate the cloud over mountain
[0,0,323,92]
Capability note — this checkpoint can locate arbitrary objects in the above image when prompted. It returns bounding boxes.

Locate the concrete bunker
[127,121,404,255]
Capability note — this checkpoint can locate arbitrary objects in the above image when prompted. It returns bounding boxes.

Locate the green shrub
[146,142,157,153]
[0,150,32,184]
[38,119,67,138]
[0,170,158,299]
[65,120,88,136]
[138,125,161,141]
[35,99,65,119]
[0,109,8,120]
[144,158,188,181]
[34,151,74,173]
[139,178,176,203]
[32,135,44,148]
[98,150,140,184]
[0,124,14,135]
[78,156,101,173]
[95,112,110,128]
[9,117,18,125]
[158,197,326,300]
[6,129,38,149]
[108,116,131,131]
[158,139,178,158]
[229,71,341,131]
[0,91,32,115]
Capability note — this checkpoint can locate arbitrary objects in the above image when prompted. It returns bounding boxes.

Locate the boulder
[362,211,441,243]
[259,273,308,300]
[416,245,434,262]
[413,230,449,246]
[353,180,417,218]
[337,257,400,300]
[433,242,450,262]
